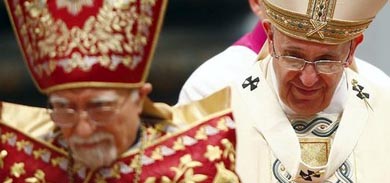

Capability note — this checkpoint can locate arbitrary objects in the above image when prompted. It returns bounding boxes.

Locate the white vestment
[232,56,390,182]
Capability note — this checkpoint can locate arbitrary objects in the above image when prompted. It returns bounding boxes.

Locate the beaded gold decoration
[263,0,373,44]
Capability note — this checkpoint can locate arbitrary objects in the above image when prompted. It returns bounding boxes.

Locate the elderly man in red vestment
[1,0,238,182]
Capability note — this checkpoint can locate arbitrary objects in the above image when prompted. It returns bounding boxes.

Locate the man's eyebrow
[283,46,340,59]
[90,92,120,103]
[49,96,69,104]
[281,46,304,55]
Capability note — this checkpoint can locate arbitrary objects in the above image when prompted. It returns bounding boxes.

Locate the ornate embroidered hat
[5,0,167,93]
[262,0,388,44]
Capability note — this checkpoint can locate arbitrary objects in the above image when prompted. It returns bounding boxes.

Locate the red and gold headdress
[5,0,167,93]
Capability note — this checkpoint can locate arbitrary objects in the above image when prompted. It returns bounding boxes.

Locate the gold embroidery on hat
[306,0,336,39]
[15,0,156,77]
[262,0,373,44]
[56,0,94,15]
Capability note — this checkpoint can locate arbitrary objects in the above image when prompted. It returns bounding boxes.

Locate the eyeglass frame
[271,39,352,74]
[47,91,135,128]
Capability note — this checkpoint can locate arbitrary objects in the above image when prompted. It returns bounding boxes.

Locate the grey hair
[129,89,140,103]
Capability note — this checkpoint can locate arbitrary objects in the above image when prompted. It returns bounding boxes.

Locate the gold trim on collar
[141,97,172,124]
[1,102,55,138]
[0,102,67,154]
[173,87,232,125]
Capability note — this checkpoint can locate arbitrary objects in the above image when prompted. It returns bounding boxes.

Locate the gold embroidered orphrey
[306,0,337,39]
[14,0,156,77]
[299,138,331,167]
[262,0,373,44]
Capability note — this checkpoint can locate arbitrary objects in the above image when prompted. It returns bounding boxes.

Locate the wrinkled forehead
[273,28,351,52]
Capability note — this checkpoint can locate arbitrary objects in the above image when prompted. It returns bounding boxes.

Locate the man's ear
[248,0,267,19]
[262,20,274,54]
[348,34,364,65]
[352,34,364,51]
[136,83,152,114]
[139,83,153,98]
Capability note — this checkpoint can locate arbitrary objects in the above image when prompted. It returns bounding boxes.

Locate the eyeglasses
[48,94,131,128]
[272,42,350,74]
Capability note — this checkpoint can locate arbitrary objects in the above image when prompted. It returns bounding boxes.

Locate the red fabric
[47,0,103,28]
[233,21,267,54]
[0,124,72,182]
[0,112,237,182]
[5,0,166,92]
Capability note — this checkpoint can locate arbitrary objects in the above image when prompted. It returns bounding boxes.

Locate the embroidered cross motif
[242,76,260,91]
[352,83,369,99]
[351,79,373,111]
[300,170,321,181]
[306,0,336,39]
[307,20,327,39]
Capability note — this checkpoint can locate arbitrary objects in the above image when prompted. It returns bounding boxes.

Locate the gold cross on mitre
[306,0,336,39]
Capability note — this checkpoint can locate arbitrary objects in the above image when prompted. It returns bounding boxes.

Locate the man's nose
[73,111,95,138]
[299,63,319,87]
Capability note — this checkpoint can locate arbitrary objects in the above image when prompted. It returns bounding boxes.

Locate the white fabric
[178,45,390,182]
[354,57,390,86]
[232,57,390,182]
[178,45,390,105]
[177,46,257,105]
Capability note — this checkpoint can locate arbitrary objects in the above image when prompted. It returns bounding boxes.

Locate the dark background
[1,1,389,107]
